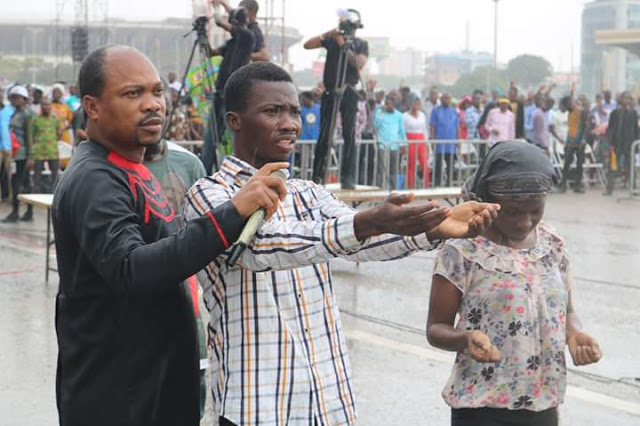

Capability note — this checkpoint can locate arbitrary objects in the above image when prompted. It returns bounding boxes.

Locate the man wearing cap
[484,98,515,148]
[2,85,34,222]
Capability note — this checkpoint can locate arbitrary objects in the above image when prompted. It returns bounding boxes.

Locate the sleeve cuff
[208,201,245,249]
[324,214,364,255]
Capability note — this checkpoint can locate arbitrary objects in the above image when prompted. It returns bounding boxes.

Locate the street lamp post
[493,0,500,68]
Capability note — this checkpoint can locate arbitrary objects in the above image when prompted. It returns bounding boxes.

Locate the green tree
[450,66,509,98]
[506,54,553,88]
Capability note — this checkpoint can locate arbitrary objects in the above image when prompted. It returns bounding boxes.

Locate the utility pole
[493,0,500,69]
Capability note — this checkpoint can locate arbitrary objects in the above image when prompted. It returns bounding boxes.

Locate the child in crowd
[427,142,601,426]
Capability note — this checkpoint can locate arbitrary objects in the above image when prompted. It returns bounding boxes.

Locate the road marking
[346,329,640,417]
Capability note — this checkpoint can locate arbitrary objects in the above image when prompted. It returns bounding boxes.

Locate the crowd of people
[296,80,640,193]
[0,3,631,426]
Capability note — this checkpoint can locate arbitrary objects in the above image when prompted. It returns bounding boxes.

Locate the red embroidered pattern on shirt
[107,151,175,224]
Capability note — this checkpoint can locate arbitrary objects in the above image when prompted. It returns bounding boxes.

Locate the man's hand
[426,201,499,241]
[354,193,450,240]
[568,332,602,366]
[466,330,502,363]
[230,163,289,220]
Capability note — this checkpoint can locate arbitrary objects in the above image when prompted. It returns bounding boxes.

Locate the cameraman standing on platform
[214,0,269,62]
[305,11,369,189]
[203,0,269,174]
[202,7,255,174]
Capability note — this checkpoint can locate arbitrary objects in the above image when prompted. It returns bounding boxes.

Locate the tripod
[315,32,382,188]
[167,16,221,171]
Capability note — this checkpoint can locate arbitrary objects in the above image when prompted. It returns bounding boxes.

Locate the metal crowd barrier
[290,139,490,190]
[631,139,640,199]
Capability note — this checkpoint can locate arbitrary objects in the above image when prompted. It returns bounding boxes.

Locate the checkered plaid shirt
[183,156,436,426]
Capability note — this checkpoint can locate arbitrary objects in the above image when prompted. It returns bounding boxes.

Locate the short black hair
[301,91,314,101]
[224,62,293,113]
[78,46,110,98]
[239,0,259,13]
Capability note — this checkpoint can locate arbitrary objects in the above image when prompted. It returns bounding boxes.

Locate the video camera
[337,9,363,37]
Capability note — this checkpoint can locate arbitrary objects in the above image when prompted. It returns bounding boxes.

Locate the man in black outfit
[304,24,369,189]
[604,91,639,195]
[52,46,288,426]
[202,7,256,173]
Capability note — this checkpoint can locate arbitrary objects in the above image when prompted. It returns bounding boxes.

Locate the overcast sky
[4,0,590,72]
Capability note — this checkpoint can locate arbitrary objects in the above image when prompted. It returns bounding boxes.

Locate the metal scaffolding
[260,0,286,66]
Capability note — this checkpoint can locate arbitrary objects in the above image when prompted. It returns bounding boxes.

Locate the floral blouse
[433,223,572,412]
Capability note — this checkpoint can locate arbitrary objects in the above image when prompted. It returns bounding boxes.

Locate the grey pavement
[1,188,639,425]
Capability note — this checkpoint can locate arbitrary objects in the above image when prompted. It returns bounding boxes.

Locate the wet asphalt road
[1,189,639,425]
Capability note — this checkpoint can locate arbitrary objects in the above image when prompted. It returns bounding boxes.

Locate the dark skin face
[499,102,509,112]
[9,95,26,111]
[41,100,51,116]
[302,97,314,108]
[472,93,482,108]
[620,93,632,109]
[488,197,546,245]
[228,80,301,169]
[441,94,451,107]
[411,99,422,114]
[239,1,258,23]
[84,48,166,162]
[509,87,518,102]
[33,90,43,104]
[53,88,63,102]
[383,98,395,112]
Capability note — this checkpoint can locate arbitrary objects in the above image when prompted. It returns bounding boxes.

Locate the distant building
[424,50,493,87]
[378,47,425,78]
[581,0,640,96]
[0,17,301,82]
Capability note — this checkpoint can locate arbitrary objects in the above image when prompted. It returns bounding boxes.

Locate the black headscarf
[464,141,558,201]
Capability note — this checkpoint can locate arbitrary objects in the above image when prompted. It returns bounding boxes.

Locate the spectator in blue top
[430,93,459,186]
[374,95,405,189]
[300,91,321,141]
[465,90,484,140]
[524,91,537,141]
[0,86,15,201]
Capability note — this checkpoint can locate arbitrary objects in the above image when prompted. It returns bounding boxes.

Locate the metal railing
[290,139,490,190]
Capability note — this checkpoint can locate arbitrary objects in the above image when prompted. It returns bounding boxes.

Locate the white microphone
[227,169,288,266]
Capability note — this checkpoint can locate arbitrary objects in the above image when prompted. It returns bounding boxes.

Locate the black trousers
[452,407,558,426]
[33,159,59,193]
[435,152,456,187]
[312,88,358,188]
[11,159,31,213]
[561,143,585,187]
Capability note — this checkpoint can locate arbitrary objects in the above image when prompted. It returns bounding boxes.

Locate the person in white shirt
[550,100,569,157]
[484,99,515,147]
[404,98,430,188]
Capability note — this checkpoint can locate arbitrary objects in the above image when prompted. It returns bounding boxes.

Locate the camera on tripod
[337,9,363,38]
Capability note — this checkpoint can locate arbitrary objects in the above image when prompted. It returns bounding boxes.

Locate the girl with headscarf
[426,142,601,426]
